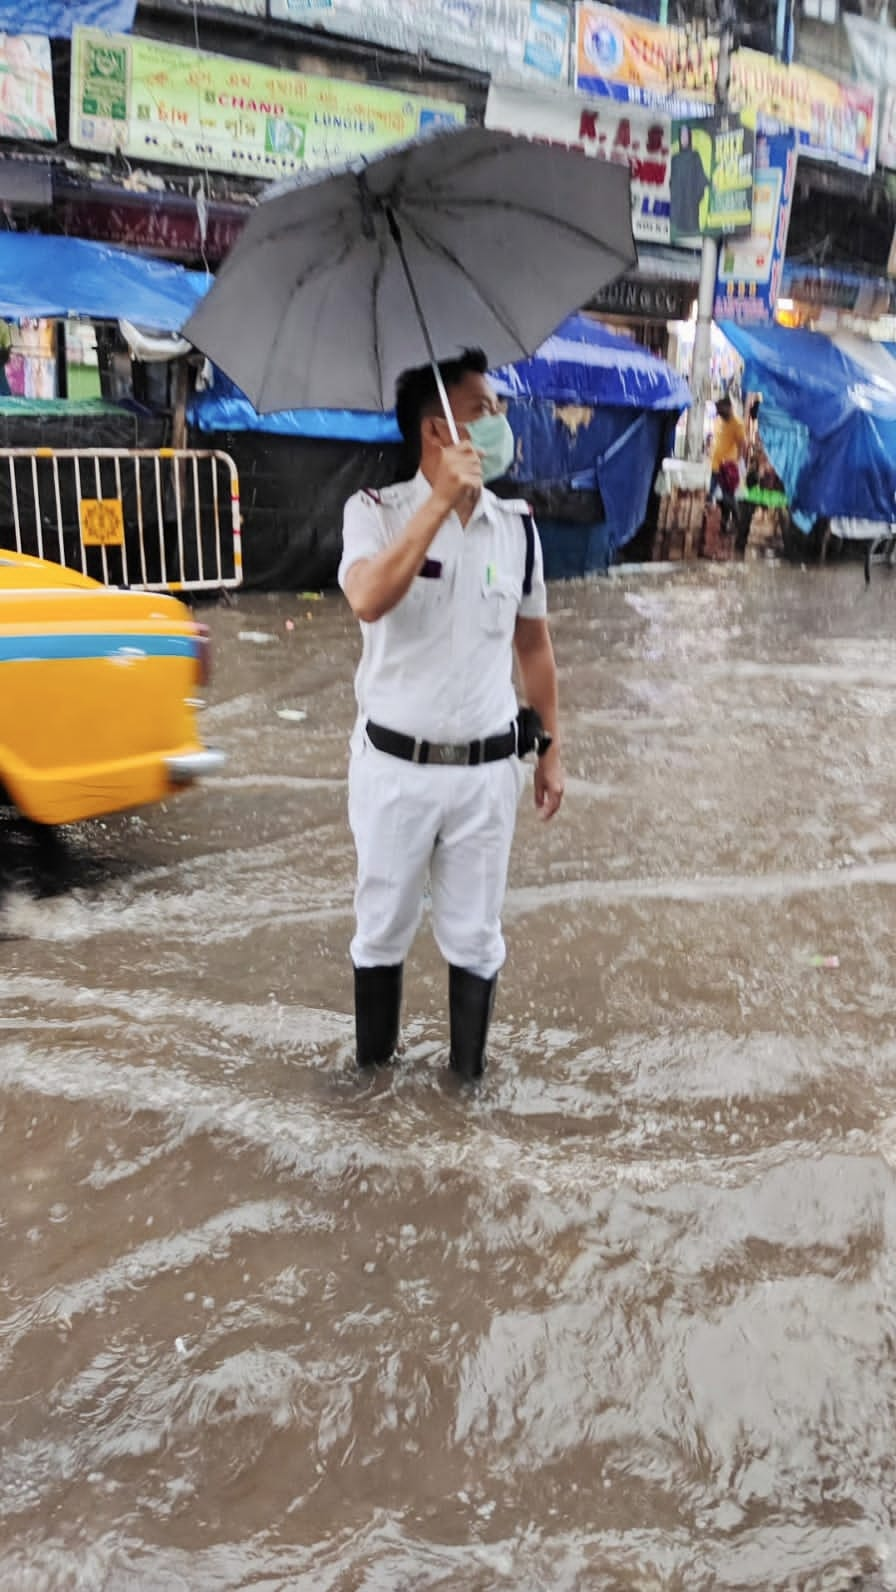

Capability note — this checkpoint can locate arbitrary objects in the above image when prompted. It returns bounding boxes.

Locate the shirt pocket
[393,570,448,635]
[480,573,520,638]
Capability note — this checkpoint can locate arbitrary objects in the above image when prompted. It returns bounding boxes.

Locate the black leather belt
[365,719,517,767]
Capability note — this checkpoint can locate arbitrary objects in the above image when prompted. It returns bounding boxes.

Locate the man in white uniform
[338,349,564,1080]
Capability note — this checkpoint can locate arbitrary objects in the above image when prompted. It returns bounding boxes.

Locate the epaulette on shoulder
[361,481,412,508]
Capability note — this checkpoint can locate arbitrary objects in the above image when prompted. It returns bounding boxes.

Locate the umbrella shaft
[386,205,460,446]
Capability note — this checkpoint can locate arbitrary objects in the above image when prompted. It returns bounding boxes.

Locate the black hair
[394,348,489,478]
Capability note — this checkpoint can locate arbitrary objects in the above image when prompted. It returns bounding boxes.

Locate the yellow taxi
[0,550,224,826]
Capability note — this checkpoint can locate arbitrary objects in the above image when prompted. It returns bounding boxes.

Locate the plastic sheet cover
[492,315,691,412]
[2,0,137,36]
[505,399,676,560]
[0,234,207,331]
[189,368,401,443]
[722,321,896,524]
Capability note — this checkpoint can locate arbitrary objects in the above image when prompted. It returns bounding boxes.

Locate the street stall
[720,321,896,568]
[0,231,206,429]
[0,234,242,592]
[490,314,691,576]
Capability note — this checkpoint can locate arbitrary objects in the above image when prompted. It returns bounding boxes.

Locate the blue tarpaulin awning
[189,368,401,443]
[0,233,208,332]
[721,320,896,524]
[493,316,688,566]
[491,314,692,411]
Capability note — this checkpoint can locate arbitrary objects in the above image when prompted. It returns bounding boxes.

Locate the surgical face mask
[465,411,514,482]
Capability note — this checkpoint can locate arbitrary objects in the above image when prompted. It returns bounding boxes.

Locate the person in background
[338,348,564,1082]
[711,394,746,482]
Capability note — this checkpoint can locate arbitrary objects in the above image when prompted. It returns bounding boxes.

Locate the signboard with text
[670,116,754,244]
[486,80,672,244]
[575,3,716,114]
[70,27,465,180]
[269,0,570,83]
[0,33,56,142]
[575,3,876,175]
[714,128,797,323]
[730,50,876,178]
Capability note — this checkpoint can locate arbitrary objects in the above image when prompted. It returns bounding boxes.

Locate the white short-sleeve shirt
[338,471,547,743]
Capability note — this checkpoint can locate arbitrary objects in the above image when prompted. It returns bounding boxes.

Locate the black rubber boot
[353,963,403,1068]
[448,965,497,1082]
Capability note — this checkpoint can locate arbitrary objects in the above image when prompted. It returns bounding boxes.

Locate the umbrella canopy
[184,125,636,416]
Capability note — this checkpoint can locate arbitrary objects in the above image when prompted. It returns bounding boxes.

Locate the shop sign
[70,27,465,180]
[2,0,136,39]
[783,268,893,315]
[714,128,797,324]
[56,195,247,265]
[268,0,571,83]
[575,3,716,115]
[0,33,56,142]
[575,4,877,175]
[486,81,672,244]
[670,114,754,244]
[589,275,695,321]
[731,51,876,179]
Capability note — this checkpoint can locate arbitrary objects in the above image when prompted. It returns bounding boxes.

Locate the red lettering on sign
[630,157,668,185]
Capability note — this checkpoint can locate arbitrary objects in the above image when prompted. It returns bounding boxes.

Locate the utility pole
[685,0,736,461]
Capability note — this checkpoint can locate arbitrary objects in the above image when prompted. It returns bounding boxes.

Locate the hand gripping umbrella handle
[386,206,461,446]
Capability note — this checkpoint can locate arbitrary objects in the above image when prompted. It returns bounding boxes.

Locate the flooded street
[2,562,895,1591]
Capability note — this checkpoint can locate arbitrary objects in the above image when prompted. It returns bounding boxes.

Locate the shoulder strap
[521,513,535,598]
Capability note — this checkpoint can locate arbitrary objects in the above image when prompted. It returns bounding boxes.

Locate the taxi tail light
[194,622,212,686]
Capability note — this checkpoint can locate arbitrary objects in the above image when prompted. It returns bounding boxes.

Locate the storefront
[586,256,699,357]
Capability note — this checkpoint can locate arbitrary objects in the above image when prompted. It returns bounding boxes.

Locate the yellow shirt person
[711,396,746,474]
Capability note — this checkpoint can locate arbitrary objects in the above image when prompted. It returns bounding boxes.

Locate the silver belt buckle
[434,741,469,765]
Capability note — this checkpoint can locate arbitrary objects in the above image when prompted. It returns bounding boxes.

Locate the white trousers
[348,738,525,979]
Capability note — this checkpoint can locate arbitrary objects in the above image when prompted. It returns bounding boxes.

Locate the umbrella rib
[400,214,530,358]
[244,201,359,252]
[370,237,386,410]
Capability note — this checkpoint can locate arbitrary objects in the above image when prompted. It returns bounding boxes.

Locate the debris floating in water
[809,954,840,969]
[276,708,307,722]
[238,630,277,645]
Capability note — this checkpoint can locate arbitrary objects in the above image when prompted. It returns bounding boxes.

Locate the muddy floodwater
[2,564,895,1591]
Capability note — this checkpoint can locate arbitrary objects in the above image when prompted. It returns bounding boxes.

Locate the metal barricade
[0,448,243,593]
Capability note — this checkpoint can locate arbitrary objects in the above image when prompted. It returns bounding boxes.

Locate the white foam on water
[505,858,896,916]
